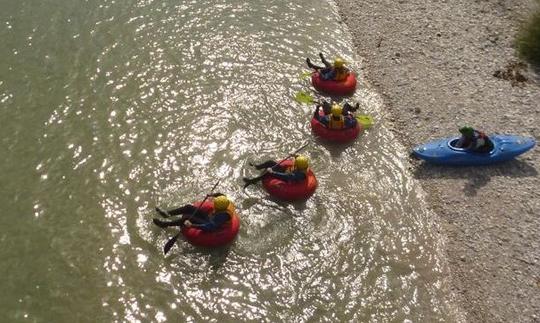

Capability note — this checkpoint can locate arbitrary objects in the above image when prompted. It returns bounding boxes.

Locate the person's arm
[343,102,352,114]
[319,115,329,126]
[343,102,359,113]
[314,107,327,125]
[322,101,332,114]
[190,212,230,232]
[313,105,321,119]
[268,170,307,182]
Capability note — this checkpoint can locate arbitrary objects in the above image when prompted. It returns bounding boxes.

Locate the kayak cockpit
[447,138,495,155]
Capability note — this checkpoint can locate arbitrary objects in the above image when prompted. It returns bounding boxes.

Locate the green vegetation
[517,6,540,67]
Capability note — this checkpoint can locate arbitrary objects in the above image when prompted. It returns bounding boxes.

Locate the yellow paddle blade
[294,91,314,104]
[356,115,374,129]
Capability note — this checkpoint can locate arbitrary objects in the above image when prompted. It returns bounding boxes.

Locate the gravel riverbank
[335,0,540,321]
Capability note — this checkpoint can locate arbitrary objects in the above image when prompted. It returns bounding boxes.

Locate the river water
[0,0,457,321]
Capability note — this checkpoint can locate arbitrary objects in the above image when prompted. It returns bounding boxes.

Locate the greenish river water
[1,0,457,321]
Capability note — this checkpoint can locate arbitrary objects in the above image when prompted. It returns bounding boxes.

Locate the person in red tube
[314,104,357,130]
[152,195,232,232]
[306,53,349,81]
[243,155,310,185]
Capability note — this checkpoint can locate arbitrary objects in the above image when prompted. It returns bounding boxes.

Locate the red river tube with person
[311,110,362,143]
[181,200,240,247]
[311,72,357,95]
[262,159,318,201]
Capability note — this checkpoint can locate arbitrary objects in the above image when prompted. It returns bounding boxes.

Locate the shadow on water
[241,191,306,216]
[165,241,233,271]
[239,156,310,216]
[315,136,356,158]
[412,158,538,196]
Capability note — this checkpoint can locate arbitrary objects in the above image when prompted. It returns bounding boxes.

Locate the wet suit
[250,160,307,182]
[306,53,349,81]
[455,130,494,153]
[153,193,231,232]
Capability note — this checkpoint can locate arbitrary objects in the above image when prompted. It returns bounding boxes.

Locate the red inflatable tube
[310,111,362,143]
[262,159,318,201]
[311,72,357,96]
[181,200,240,248]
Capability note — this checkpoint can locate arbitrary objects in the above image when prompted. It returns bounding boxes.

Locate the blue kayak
[413,134,535,166]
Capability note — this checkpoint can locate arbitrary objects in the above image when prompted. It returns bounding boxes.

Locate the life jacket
[334,67,348,81]
[329,115,345,129]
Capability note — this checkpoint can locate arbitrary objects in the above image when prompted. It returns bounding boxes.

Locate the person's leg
[306,57,324,70]
[243,161,288,185]
[249,160,278,170]
[153,217,184,228]
[153,208,210,228]
[167,204,197,216]
[156,204,195,217]
[155,206,170,217]
[319,53,332,68]
[271,164,287,172]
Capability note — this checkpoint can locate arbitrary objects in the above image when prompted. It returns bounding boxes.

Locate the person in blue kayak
[454,126,494,153]
[243,155,310,185]
[153,194,232,231]
[306,53,349,81]
[314,104,357,130]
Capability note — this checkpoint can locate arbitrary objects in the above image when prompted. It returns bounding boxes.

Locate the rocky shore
[335,0,540,321]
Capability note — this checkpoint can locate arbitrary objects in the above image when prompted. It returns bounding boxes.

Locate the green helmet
[459,126,474,136]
